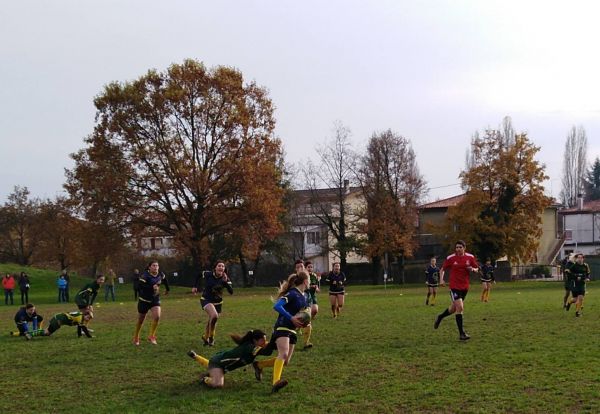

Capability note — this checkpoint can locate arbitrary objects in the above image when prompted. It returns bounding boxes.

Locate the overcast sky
[1,0,599,204]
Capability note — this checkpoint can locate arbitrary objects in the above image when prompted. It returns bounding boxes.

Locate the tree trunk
[239,253,250,287]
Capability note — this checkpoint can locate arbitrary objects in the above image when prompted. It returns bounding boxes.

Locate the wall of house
[564,213,600,244]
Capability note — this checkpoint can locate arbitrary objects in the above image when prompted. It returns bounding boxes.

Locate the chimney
[577,194,584,210]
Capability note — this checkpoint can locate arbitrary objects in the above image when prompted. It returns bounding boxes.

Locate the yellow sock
[204,376,212,385]
[256,357,276,369]
[11,331,21,337]
[273,358,285,385]
[134,320,143,339]
[304,324,312,345]
[194,354,209,367]
[576,302,582,312]
[149,319,159,337]
[209,325,216,338]
[486,290,491,301]
[431,295,436,305]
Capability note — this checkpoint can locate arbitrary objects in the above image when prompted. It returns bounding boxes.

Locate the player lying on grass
[42,310,94,338]
[187,329,268,388]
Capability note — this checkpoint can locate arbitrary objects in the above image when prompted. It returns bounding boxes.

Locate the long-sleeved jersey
[138,270,170,302]
[565,262,591,291]
[325,271,346,294]
[75,281,101,307]
[195,271,233,304]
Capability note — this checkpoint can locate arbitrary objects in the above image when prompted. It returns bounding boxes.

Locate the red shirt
[442,253,478,291]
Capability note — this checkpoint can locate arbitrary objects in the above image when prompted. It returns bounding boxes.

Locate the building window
[307,231,320,245]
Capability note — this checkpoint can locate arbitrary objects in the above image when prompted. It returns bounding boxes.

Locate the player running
[479,258,495,302]
[564,253,591,317]
[192,260,233,347]
[425,257,439,306]
[434,240,479,341]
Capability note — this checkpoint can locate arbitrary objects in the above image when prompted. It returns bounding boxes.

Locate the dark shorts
[426,283,439,288]
[571,290,585,297]
[480,279,492,283]
[269,328,298,346]
[201,299,222,314]
[48,317,61,334]
[450,289,468,301]
[329,291,345,296]
[137,297,161,314]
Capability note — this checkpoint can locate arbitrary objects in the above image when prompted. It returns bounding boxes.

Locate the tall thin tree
[560,126,588,207]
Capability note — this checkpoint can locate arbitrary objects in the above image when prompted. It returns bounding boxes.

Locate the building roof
[560,199,600,214]
[419,194,465,209]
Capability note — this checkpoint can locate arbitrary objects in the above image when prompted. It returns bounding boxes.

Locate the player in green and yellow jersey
[187,329,268,388]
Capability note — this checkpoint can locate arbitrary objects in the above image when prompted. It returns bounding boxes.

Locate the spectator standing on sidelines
[132,269,140,300]
[18,272,30,305]
[57,275,68,303]
[105,269,116,302]
[3,273,16,305]
[61,270,71,302]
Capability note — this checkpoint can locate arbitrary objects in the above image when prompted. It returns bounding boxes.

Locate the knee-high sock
[134,320,143,339]
[455,313,465,334]
[576,301,583,312]
[273,358,285,385]
[426,292,431,303]
[209,323,217,338]
[149,319,159,337]
[438,308,452,320]
[193,354,209,367]
[256,357,277,369]
[303,324,312,345]
[331,305,336,317]
[431,293,436,304]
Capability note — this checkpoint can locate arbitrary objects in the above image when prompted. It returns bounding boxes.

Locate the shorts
[571,290,585,297]
[201,299,223,314]
[450,289,468,301]
[329,291,345,296]
[137,297,161,314]
[48,317,61,334]
[269,327,298,345]
[480,278,492,283]
[426,283,439,288]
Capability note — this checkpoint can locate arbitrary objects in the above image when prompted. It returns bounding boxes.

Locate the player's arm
[162,273,170,294]
[439,268,446,286]
[225,278,233,295]
[191,271,203,294]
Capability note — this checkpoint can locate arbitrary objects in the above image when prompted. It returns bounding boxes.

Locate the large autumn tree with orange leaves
[65,60,285,275]
[443,130,550,263]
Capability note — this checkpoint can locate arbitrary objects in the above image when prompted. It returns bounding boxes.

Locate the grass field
[1,265,599,413]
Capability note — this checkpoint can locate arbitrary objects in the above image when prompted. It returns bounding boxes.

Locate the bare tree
[357,129,427,283]
[560,126,588,207]
[301,121,359,269]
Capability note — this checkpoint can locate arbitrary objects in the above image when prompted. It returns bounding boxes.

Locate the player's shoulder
[465,253,476,259]
[445,253,456,260]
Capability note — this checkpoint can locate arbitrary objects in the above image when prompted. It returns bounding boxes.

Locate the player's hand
[191,287,198,295]
[440,281,446,287]
[291,316,304,328]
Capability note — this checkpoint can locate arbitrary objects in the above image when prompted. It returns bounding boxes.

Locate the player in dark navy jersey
[192,260,233,347]
[425,257,439,306]
[253,272,310,393]
[479,258,495,302]
[133,261,169,345]
[325,262,346,318]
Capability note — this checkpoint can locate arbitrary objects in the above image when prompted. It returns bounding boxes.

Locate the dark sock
[438,308,452,320]
[455,313,465,334]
